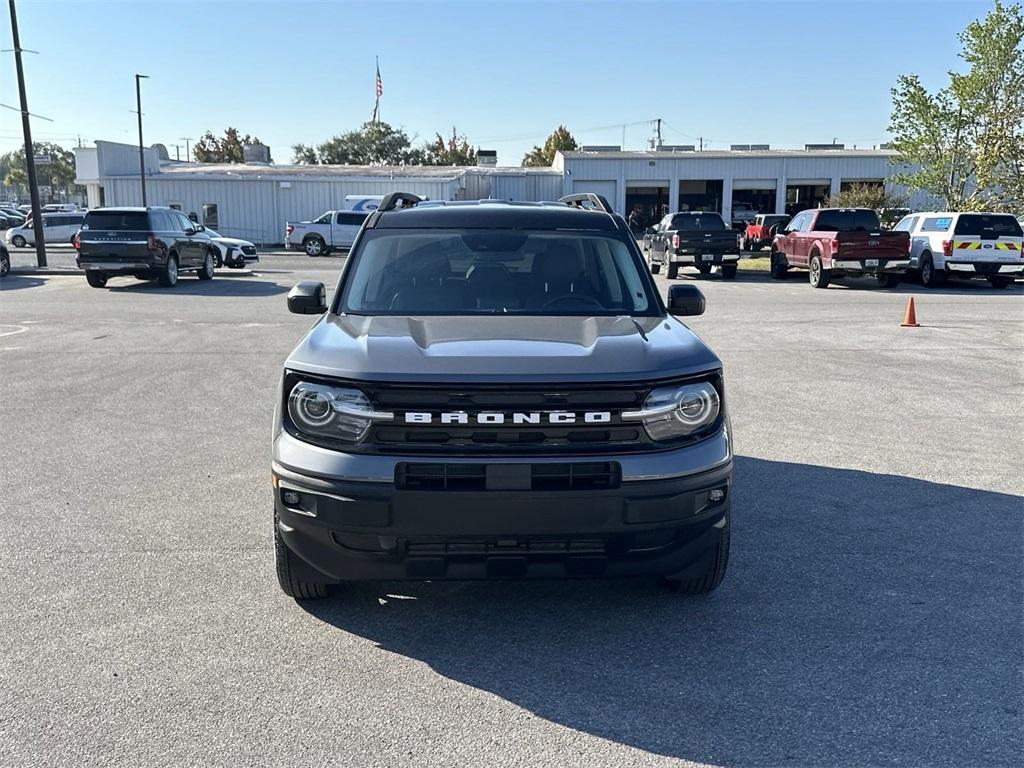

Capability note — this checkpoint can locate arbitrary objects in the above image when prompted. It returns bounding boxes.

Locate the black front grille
[241,245,257,255]
[395,462,621,491]
[365,382,652,455]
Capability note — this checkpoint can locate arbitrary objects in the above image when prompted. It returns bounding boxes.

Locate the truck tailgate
[835,231,909,259]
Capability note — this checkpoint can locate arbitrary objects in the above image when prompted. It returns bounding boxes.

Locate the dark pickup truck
[643,211,740,280]
[770,208,911,288]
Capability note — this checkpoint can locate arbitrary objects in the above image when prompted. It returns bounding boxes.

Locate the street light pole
[135,73,148,206]
[8,0,46,267]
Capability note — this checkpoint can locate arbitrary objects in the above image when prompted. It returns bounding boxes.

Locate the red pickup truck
[770,208,911,288]
[742,214,790,252]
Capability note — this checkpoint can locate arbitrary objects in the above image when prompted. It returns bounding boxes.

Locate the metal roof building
[76,141,927,244]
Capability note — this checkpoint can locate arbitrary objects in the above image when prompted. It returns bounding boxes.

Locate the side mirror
[185,227,196,236]
[195,225,206,232]
[288,281,327,315]
[645,226,657,235]
[667,284,705,317]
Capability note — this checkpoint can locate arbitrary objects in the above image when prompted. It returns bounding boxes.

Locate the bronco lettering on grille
[403,411,612,426]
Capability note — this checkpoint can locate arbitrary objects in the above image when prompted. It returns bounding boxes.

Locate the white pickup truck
[285,210,370,256]
[893,211,1023,288]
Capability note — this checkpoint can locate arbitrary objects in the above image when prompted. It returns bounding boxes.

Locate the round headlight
[287,381,390,443]
[624,381,721,441]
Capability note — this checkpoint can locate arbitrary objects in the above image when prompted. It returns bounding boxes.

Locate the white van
[5,211,86,247]
[893,211,1023,288]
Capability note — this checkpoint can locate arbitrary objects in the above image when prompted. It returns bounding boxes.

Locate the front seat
[466,263,516,310]
[528,242,587,307]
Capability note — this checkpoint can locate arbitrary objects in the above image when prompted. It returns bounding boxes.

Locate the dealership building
[75,140,928,244]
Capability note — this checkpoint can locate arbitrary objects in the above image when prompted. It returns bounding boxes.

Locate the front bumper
[273,459,732,582]
[830,258,909,274]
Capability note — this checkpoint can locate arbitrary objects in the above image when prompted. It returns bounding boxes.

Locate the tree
[314,122,415,165]
[1,142,79,198]
[291,143,319,164]
[889,1,1024,210]
[522,125,578,167]
[417,127,477,166]
[194,127,265,163]
[826,183,907,211]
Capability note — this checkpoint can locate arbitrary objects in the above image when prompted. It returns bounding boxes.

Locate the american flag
[375,61,383,98]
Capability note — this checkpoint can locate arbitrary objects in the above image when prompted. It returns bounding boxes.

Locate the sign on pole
[34,154,51,165]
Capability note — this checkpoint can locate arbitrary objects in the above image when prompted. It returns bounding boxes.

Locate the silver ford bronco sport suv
[273,193,733,599]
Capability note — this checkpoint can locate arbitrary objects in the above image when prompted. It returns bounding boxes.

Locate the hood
[211,236,253,247]
[285,314,720,383]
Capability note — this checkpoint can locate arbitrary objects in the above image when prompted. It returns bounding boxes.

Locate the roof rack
[366,192,423,228]
[558,193,613,214]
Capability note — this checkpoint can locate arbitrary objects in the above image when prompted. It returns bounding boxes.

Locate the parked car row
[641,206,1023,289]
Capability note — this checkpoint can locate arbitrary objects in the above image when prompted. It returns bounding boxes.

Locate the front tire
[0,254,9,277]
[876,273,900,289]
[988,275,1013,289]
[274,511,331,600]
[304,236,326,257]
[157,254,179,287]
[85,271,107,288]
[197,250,215,280]
[770,251,788,280]
[809,253,831,289]
[720,264,737,280]
[663,513,730,595]
[12,235,26,248]
[667,263,679,280]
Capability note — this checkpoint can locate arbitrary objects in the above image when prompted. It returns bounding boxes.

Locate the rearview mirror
[288,281,327,314]
[667,284,705,317]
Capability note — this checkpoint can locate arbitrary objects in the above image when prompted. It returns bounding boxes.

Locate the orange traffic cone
[901,296,920,327]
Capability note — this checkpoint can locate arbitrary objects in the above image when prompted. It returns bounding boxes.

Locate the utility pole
[135,74,149,206]
[173,144,180,161]
[180,137,192,162]
[8,0,46,267]
[655,118,662,149]
[699,136,704,151]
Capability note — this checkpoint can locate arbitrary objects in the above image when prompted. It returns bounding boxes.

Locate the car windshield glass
[339,230,658,316]
[204,228,221,238]
[813,210,881,232]
[82,211,149,230]
[671,214,726,231]
[954,214,1023,237]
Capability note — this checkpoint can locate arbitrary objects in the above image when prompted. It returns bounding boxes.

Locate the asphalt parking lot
[1,258,1021,767]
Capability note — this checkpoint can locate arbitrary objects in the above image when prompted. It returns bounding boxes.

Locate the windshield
[204,228,221,238]
[671,214,727,231]
[339,230,659,316]
[813,209,881,232]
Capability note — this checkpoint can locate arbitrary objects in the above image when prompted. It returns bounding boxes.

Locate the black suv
[273,193,733,599]
[75,206,216,288]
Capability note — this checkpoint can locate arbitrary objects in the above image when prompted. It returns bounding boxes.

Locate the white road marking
[0,324,28,338]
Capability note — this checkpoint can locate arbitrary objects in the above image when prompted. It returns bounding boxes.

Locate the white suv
[893,211,1023,288]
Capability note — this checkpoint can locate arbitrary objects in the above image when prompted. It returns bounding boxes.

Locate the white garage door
[573,180,617,209]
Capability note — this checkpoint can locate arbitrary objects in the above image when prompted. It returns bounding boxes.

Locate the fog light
[282,490,302,506]
[709,488,726,503]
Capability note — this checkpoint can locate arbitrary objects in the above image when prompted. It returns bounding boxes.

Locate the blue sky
[1,0,996,165]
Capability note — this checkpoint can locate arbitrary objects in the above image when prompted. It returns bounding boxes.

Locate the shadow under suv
[75,206,217,288]
[273,193,733,600]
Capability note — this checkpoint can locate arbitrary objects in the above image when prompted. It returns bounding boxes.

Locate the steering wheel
[542,294,604,310]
